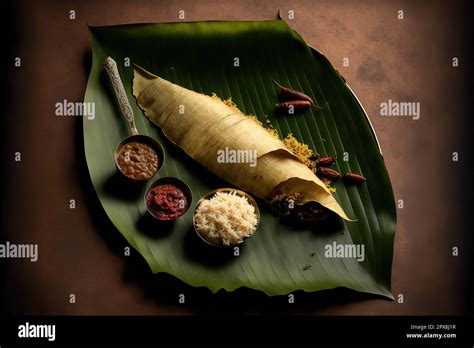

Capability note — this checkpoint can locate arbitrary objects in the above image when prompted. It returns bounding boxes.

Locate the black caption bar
[0,315,472,345]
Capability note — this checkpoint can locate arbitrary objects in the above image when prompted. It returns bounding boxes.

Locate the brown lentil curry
[117,141,158,179]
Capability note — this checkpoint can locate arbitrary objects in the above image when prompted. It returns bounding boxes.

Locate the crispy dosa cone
[133,65,351,220]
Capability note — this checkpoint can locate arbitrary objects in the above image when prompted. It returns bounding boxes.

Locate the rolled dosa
[132,66,350,220]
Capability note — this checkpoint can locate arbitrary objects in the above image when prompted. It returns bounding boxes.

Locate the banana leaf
[84,20,396,298]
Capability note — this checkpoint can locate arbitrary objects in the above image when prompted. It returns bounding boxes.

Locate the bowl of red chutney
[144,177,192,221]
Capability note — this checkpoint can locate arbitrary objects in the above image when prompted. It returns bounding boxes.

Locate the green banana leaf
[84,20,396,298]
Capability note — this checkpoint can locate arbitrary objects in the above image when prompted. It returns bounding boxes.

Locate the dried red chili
[343,173,366,184]
[316,167,341,181]
[316,156,336,167]
[275,100,312,113]
[273,80,314,104]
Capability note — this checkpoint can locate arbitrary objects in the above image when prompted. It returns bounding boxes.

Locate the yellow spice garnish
[283,133,316,169]
[247,115,263,126]
[247,115,280,138]
[211,93,237,108]
[322,178,337,192]
[212,92,317,168]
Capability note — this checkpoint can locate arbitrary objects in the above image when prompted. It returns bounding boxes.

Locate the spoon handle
[104,56,138,135]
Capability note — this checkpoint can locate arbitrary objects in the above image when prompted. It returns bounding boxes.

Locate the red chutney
[146,184,187,220]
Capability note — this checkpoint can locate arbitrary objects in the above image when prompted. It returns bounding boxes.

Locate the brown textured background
[1,0,472,315]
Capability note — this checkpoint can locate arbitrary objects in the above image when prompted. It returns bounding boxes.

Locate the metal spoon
[103,56,164,181]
